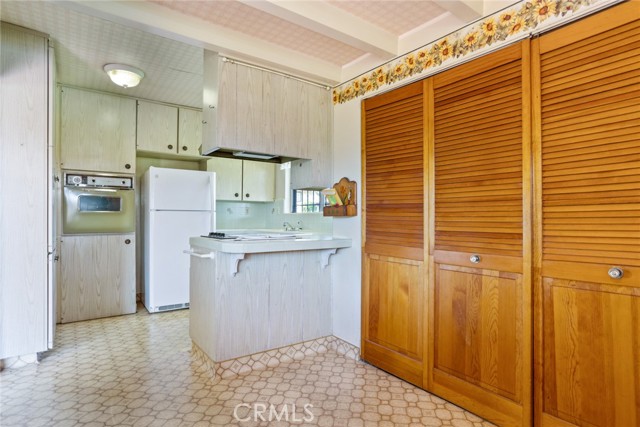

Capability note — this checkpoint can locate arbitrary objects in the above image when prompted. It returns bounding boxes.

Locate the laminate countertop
[189,231,352,254]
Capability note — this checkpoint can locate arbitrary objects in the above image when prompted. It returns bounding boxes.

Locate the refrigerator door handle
[183,250,215,259]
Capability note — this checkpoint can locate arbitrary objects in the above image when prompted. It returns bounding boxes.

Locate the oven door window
[78,195,122,212]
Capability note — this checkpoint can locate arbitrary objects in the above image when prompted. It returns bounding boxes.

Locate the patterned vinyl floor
[0,306,495,427]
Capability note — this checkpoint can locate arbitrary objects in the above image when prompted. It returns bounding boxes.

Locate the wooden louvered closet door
[361,81,427,387]
[533,4,640,427]
[427,42,532,427]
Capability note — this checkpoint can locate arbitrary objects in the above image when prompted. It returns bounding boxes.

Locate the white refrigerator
[142,167,216,313]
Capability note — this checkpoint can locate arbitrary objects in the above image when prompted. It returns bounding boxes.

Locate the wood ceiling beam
[432,0,484,22]
[64,0,343,85]
[238,0,398,60]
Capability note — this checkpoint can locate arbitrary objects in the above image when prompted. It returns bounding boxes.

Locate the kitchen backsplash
[217,201,332,233]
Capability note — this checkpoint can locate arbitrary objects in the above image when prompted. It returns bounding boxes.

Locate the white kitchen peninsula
[188,233,351,376]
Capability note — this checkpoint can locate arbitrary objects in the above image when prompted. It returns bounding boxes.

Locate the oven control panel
[65,173,133,189]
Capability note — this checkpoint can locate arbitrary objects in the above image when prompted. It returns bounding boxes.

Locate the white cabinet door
[290,86,332,189]
[59,235,136,323]
[0,23,49,359]
[243,160,275,202]
[236,66,263,153]
[279,78,308,159]
[136,100,178,154]
[216,60,237,152]
[178,108,202,156]
[60,87,136,173]
[206,157,243,201]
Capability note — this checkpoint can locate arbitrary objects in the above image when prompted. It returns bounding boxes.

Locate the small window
[292,189,324,213]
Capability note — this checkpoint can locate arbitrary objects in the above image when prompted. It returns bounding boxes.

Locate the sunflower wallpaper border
[332,0,617,104]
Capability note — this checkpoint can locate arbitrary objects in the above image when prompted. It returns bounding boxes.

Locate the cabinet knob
[125,164,131,170]
[245,193,250,198]
[182,146,188,151]
[125,239,131,245]
[234,193,239,198]
[202,120,208,124]
[470,254,481,264]
[168,144,174,150]
[608,267,624,279]
[208,105,215,109]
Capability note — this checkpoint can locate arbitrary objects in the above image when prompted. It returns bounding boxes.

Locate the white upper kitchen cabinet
[202,51,327,160]
[137,101,203,158]
[178,108,202,157]
[60,87,136,174]
[136,100,178,154]
[206,158,274,202]
[236,65,266,154]
[290,85,332,189]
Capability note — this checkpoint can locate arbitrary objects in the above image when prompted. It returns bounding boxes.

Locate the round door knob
[125,164,131,170]
[470,254,481,264]
[124,239,131,245]
[234,193,239,197]
[245,193,250,198]
[182,146,188,151]
[168,144,174,150]
[608,267,624,279]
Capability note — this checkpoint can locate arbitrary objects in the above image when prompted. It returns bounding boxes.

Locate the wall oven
[62,172,135,234]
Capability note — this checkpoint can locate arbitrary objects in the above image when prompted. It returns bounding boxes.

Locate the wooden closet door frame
[425,41,533,427]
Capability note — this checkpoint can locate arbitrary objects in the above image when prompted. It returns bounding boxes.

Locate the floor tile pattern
[195,335,360,380]
[0,307,495,426]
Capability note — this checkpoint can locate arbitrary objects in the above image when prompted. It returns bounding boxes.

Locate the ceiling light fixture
[103,63,144,88]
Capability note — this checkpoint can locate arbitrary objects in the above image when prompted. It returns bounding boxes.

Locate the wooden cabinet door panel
[363,254,425,387]
[242,160,275,202]
[59,235,135,323]
[541,278,640,427]
[136,100,178,154]
[178,108,202,156]
[206,157,242,201]
[236,65,263,153]
[434,264,522,402]
[60,87,136,173]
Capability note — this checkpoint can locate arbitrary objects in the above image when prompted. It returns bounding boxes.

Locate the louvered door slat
[363,81,424,260]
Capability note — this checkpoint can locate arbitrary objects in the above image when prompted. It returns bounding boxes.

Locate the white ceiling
[1,0,514,108]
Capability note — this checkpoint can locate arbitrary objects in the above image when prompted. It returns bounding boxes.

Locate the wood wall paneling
[533,4,640,427]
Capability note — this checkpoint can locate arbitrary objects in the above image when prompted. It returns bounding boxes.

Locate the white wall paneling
[331,100,363,348]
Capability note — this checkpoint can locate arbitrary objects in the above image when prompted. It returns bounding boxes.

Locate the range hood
[203,147,297,164]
